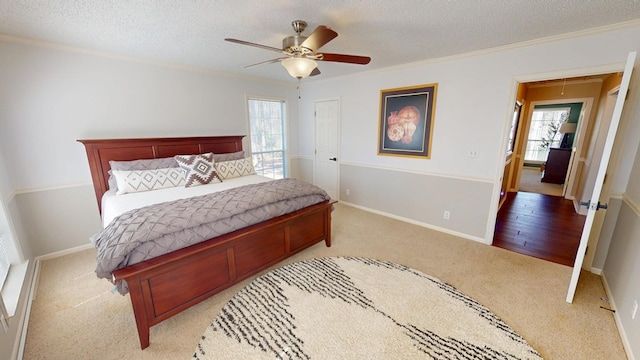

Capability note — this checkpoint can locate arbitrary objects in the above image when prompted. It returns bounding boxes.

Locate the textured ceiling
[1,1,640,83]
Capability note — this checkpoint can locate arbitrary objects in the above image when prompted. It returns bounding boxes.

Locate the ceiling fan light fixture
[281,57,317,79]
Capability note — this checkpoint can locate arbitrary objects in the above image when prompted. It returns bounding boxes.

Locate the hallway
[493,192,586,266]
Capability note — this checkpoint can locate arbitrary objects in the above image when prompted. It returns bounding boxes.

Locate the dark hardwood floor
[493,191,586,266]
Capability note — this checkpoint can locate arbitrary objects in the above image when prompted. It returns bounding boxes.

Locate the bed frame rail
[78,136,335,349]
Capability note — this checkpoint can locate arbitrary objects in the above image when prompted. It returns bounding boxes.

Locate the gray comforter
[91,178,331,294]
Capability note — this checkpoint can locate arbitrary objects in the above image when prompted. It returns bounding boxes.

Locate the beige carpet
[194,257,542,359]
[23,203,627,359]
[519,167,563,197]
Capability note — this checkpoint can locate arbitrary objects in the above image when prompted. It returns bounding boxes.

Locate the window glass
[524,108,569,162]
[0,234,8,287]
[247,99,287,179]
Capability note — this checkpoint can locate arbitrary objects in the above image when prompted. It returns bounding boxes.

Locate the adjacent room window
[247,98,288,179]
[524,107,570,162]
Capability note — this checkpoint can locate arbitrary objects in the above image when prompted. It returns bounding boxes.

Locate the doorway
[495,73,621,266]
[519,103,582,197]
[314,99,340,199]
[494,192,585,266]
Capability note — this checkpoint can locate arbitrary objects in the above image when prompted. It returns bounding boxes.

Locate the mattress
[101,174,273,227]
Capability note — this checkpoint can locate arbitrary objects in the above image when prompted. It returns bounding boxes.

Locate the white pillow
[112,167,186,195]
[215,157,256,180]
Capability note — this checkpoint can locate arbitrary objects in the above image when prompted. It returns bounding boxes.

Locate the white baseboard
[35,243,94,261]
[601,272,636,360]
[14,260,39,360]
[16,244,93,359]
[338,201,487,244]
[590,267,602,275]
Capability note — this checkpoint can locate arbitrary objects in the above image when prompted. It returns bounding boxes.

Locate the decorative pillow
[174,153,222,187]
[112,168,186,195]
[108,157,179,192]
[107,170,118,190]
[215,157,256,180]
[213,151,244,163]
[110,157,179,171]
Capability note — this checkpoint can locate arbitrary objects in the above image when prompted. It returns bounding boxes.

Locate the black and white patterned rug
[193,257,542,359]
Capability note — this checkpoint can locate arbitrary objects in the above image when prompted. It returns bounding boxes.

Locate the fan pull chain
[297,78,302,99]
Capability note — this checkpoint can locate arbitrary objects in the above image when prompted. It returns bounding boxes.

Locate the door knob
[329,157,337,161]
[579,200,608,211]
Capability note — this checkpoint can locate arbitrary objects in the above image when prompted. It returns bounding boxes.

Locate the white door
[314,99,339,199]
[566,51,636,303]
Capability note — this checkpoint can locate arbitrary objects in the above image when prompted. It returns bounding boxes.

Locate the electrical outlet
[633,300,638,320]
[443,211,450,220]
[346,189,350,196]
[468,150,479,158]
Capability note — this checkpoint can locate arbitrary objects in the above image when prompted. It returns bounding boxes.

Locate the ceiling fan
[225,20,371,79]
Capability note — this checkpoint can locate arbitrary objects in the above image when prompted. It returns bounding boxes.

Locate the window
[0,234,8,287]
[524,107,570,162]
[0,196,29,317]
[0,202,12,289]
[247,98,287,179]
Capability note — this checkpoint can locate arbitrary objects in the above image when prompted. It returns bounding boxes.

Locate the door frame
[313,98,340,200]
[566,51,636,302]
[488,55,635,302]
[488,61,626,241]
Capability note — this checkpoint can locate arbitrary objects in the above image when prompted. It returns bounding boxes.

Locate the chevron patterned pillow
[175,153,222,187]
[215,157,256,180]
[112,167,186,194]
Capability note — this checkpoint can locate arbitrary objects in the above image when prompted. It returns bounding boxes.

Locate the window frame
[0,195,28,317]
[246,96,289,179]
[0,200,19,290]
[524,106,571,163]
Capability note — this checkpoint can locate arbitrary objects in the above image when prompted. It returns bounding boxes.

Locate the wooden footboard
[78,136,336,349]
[112,200,334,349]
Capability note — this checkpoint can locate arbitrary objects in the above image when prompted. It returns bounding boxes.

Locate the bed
[78,136,335,349]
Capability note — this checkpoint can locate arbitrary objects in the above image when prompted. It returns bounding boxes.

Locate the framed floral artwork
[377,83,437,158]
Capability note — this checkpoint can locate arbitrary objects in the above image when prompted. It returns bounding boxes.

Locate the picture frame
[377,83,437,158]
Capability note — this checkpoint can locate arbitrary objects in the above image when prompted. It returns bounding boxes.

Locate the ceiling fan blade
[310,67,321,77]
[243,57,288,68]
[300,25,338,52]
[319,53,371,65]
[225,38,283,53]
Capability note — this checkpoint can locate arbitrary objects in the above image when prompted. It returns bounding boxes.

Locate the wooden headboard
[78,136,245,213]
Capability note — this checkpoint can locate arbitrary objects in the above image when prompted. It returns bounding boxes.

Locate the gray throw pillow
[212,151,244,163]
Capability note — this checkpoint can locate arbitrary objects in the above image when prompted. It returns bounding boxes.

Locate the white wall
[603,140,640,358]
[0,39,301,359]
[0,147,13,200]
[0,40,299,190]
[2,22,640,360]
[0,39,299,257]
[294,24,640,357]
[296,23,640,242]
[0,134,34,360]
